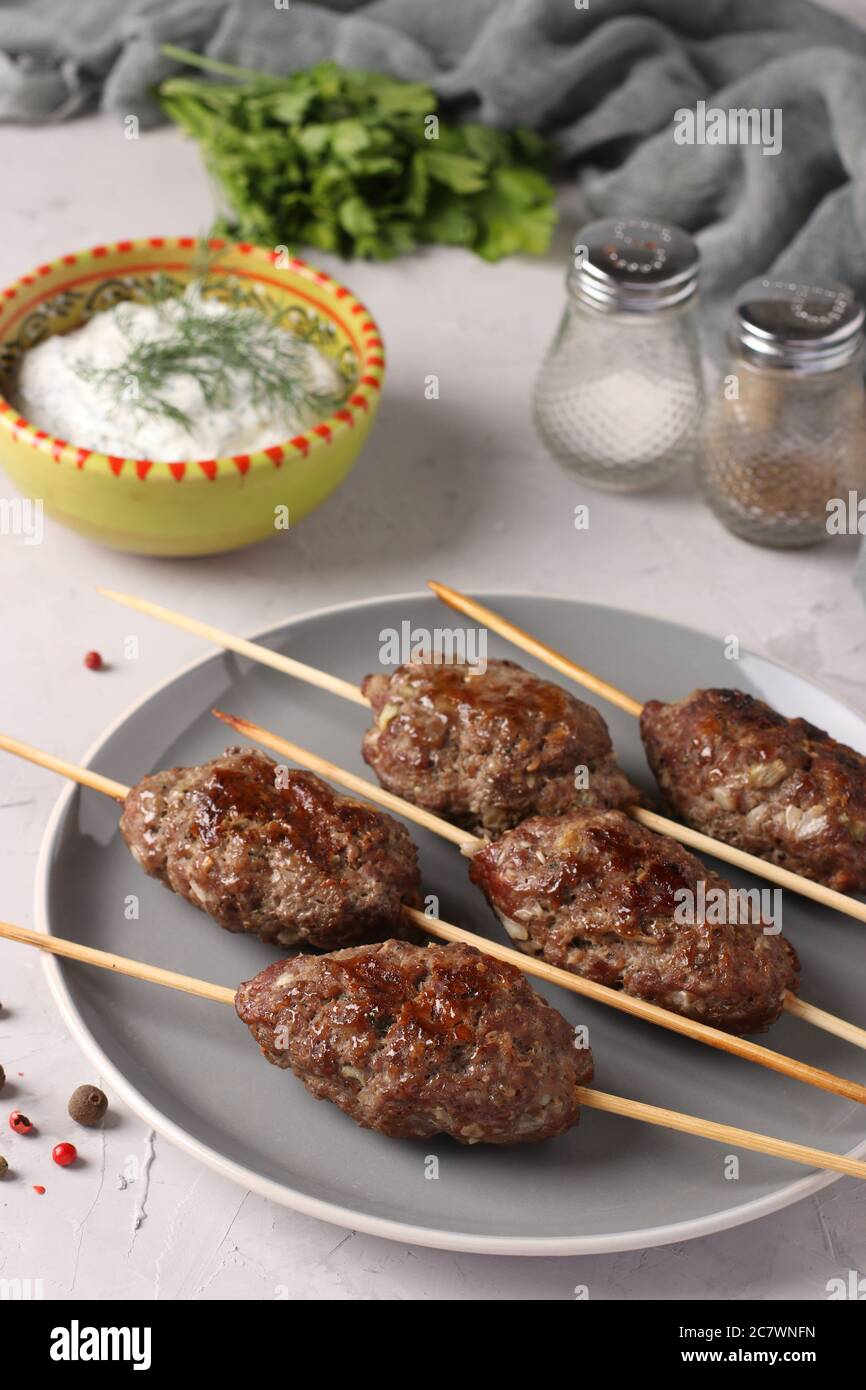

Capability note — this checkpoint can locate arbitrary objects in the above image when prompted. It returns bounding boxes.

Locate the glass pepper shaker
[533,216,705,490]
[698,277,866,547]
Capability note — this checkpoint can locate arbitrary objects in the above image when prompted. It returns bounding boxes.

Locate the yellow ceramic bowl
[0,237,385,555]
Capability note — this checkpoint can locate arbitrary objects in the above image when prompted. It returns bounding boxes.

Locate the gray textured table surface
[1,82,865,1300]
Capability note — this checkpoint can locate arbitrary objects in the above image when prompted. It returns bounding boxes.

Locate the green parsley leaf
[158,49,557,262]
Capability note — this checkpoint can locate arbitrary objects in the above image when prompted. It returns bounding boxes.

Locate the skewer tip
[212,708,248,734]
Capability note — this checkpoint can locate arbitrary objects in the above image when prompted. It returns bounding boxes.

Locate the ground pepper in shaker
[699,277,866,547]
[532,217,704,490]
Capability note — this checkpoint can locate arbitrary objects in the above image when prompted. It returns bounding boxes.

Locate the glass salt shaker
[698,277,866,547]
[533,217,704,490]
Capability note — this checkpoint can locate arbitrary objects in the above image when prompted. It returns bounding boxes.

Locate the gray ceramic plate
[35,592,866,1256]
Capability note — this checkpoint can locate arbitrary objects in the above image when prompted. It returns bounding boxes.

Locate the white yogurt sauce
[14,296,346,460]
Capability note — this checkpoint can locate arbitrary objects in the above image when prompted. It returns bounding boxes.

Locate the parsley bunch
[159,49,557,262]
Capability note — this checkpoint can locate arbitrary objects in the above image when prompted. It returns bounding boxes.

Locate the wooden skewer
[95,588,368,707]
[98,585,866,929]
[572,1088,866,1179]
[0,918,235,1005]
[2,917,865,1181]
[427,581,866,930]
[428,582,644,716]
[0,734,129,802]
[782,993,866,1050]
[211,710,866,1073]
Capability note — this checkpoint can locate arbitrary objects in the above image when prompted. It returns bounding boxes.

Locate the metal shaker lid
[731,276,865,371]
[568,217,700,312]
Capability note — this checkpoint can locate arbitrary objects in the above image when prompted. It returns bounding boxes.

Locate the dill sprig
[75,274,345,435]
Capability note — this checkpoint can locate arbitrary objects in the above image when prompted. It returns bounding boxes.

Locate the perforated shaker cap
[731,276,865,371]
[568,217,700,312]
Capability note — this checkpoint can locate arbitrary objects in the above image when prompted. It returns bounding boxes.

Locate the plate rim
[34,586,865,1257]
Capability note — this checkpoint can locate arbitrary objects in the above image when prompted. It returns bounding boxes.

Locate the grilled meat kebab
[469,809,799,1035]
[357,662,797,1034]
[641,689,866,893]
[236,939,593,1143]
[120,747,422,949]
[362,658,641,836]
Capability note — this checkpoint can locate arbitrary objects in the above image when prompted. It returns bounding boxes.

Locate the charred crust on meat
[361,658,642,836]
[470,808,799,1036]
[119,747,423,949]
[235,940,593,1143]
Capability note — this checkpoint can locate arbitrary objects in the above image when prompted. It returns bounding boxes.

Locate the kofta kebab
[211,712,860,1055]
[2,730,866,1108]
[97,588,866,923]
[3,921,866,1179]
[0,586,858,1099]
[83,588,866,1039]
